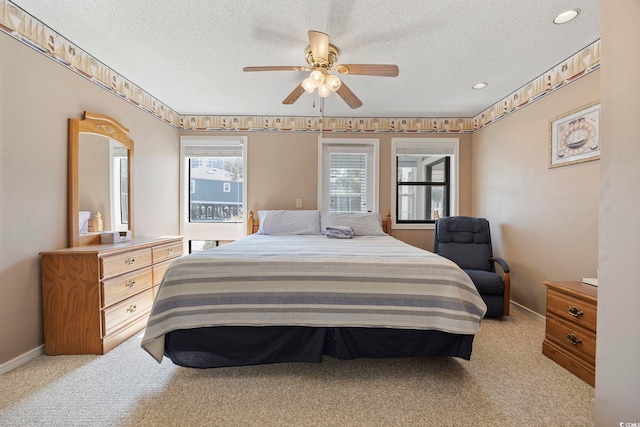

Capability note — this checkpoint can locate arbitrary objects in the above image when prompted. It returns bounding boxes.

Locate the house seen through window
[189,154,243,223]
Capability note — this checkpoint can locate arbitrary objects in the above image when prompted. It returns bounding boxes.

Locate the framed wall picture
[549,101,601,168]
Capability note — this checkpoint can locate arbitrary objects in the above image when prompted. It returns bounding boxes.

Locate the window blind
[183,144,243,157]
[395,145,454,155]
[329,152,368,213]
[111,144,128,157]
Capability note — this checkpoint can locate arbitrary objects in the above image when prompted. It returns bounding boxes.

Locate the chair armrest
[490,257,511,316]
[490,257,510,273]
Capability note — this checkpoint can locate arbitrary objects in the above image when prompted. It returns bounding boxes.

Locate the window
[392,138,459,228]
[180,136,247,252]
[397,156,450,221]
[318,138,379,213]
[186,146,243,223]
[110,140,128,231]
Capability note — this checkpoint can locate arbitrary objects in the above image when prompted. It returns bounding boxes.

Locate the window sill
[392,223,436,230]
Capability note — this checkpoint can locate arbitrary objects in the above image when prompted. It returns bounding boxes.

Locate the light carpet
[0,306,594,426]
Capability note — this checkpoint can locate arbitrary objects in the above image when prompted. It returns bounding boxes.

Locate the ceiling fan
[243,30,399,109]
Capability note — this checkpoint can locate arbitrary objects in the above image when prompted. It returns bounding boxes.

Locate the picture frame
[549,101,601,168]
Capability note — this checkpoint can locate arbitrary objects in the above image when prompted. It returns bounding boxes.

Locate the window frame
[391,138,459,230]
[179,135,248,251]
[109,140,129,231]
[317,137,379,214]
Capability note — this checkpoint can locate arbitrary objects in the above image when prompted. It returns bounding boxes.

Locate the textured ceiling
[10,0,600,118]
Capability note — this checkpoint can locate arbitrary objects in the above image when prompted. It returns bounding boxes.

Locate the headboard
[247,211,393,236]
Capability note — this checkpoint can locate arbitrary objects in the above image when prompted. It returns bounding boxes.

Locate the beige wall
[471,71,600,315]
[596,0,640,422]
[246,132,320,212]
[0,35,180,364]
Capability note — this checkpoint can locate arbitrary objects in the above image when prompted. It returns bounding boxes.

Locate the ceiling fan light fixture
[325,74,342,92]
[309,70,324,85]
[302,77,316,93]
[317,84,332,98]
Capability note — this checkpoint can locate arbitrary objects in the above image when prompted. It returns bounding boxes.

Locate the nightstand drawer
[546,314,596,362]
[102,289,153,337]
[102,266,153,307]
[101,248,152,279]
[547,289,597,331]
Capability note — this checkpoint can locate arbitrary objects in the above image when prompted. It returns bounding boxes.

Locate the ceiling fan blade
[243,66,307,72]
[282,84,306,105]
[336,64,399,77]
[308,30,329,64]
[336,82,363,109]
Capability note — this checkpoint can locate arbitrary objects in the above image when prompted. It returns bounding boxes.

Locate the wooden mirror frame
[69,111,134,247]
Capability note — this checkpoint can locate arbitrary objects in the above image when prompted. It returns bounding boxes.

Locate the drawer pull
[168,248,174,255]
[126,304,137,314]
[566,333,582,345]
[567,306,584,317]
[124,257,136,266]
[125,279,136,289]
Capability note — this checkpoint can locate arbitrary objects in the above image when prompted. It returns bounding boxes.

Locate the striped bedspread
[142,235,487,362]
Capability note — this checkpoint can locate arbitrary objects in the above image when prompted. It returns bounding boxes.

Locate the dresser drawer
[102,266,153,308]
[101,248,152,279]
[153,259,175,286]
[152,241,183,264]
[546,315,596,362]
[102,289,153,337]
[547,289,597,331]
[542,339,595,386]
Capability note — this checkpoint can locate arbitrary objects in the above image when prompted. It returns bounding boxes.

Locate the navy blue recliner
[434,216,510,317]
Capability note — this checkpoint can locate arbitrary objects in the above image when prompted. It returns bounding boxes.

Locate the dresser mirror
[69,111,134,247]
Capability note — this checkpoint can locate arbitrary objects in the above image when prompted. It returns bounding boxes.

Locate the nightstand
[542,280,597,386]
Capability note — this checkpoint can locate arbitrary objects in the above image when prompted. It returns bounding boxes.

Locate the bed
[141,210,487,368]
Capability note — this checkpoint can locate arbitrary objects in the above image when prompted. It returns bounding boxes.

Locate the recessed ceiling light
[472,82,488,90]
[554,9,580,24]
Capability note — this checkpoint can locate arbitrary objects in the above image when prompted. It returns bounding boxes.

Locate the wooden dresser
[542,280,597,386]
[40,236,183,355]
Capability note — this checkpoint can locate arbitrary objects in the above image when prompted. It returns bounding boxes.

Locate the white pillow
[257,210,321,235]
[320,212,386,236]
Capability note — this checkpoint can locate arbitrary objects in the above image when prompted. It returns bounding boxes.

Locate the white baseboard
[0,345,45,375]
[511,300,545,323]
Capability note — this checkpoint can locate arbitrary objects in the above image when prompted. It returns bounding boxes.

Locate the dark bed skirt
[164,326,475,368]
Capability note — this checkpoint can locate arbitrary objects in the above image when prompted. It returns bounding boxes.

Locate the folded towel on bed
[326,225,354,239]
